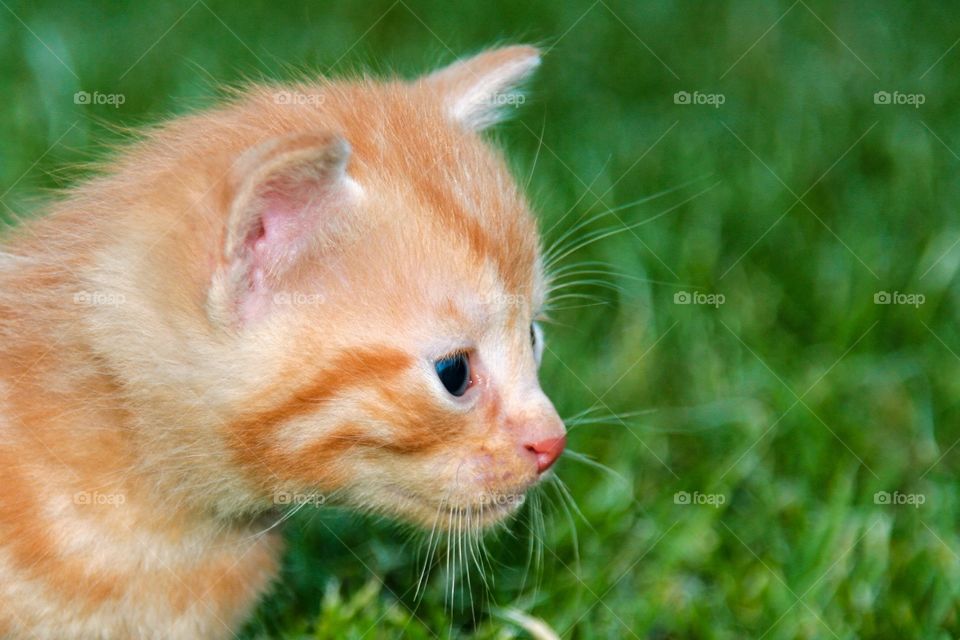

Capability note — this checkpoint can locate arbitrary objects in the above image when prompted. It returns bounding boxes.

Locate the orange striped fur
[0,45,565,638]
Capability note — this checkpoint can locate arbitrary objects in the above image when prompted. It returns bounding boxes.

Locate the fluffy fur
[0,45,565,638]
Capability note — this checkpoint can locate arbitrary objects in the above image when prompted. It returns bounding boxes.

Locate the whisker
[546,259,616,280]
[519,494,538,597]
[459,506,473,622]
[562,405,609,423]
[544,209,625,268]
[415,485,450,602]
[565,409,658,428]
[523,112,546,193]
[547,477,583,591]
[446,499,455,613]
[543,179,721,271]
[545,278,626,296]
[466,505,489,598]
[543,174,715,263]
[541,300,611,313]
[547,267,694,291]
[542,292,610,305]
[534,490,546,600]
[541,156,616,240]
[242,493,319,541]
[553,474,594,533]
[561,450,633,493]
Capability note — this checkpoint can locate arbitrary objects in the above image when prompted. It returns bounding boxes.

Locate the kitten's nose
[524,435,566,473]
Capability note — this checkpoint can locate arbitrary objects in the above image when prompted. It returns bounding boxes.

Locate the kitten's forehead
[321,84,541,300]
[416,167,544,330]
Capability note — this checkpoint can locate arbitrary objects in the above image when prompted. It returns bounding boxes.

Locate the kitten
[0,45,566,638]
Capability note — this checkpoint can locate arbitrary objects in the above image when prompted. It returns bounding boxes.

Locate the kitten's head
[203,46,564,530]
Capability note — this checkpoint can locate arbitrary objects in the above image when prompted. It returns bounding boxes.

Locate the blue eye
[435,353,471,397]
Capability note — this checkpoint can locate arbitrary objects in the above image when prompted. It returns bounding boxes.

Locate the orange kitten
[0,45,565,638]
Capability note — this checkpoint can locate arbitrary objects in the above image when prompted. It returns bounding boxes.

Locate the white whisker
[543,179,721,271]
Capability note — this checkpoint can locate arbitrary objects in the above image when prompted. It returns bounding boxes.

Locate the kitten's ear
[209,132,358,327]
[425,45,540,130]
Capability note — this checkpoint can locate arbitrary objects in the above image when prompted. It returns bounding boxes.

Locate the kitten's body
[0,47,565,638]
[0,152,280,637]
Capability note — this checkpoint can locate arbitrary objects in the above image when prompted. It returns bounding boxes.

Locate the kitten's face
[209,47,563,531]
[298,228,563,530]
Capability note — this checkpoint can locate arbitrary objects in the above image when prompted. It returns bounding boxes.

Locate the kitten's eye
[435,353,471,397]
[531,321,544,365]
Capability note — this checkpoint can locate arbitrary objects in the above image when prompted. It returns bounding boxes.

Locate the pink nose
[525,435,566,473]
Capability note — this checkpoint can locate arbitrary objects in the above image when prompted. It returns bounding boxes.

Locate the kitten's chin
[375,485,529,531]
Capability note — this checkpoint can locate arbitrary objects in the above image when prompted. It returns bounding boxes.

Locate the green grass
[2,0,960,637]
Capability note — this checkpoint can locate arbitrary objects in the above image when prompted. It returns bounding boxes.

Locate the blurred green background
[2,1,959,637]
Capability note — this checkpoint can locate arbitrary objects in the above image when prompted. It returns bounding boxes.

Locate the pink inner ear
[236,190,309,323]
[252,193,301,259]
[221,133,352,326]
[247,182,321,273]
